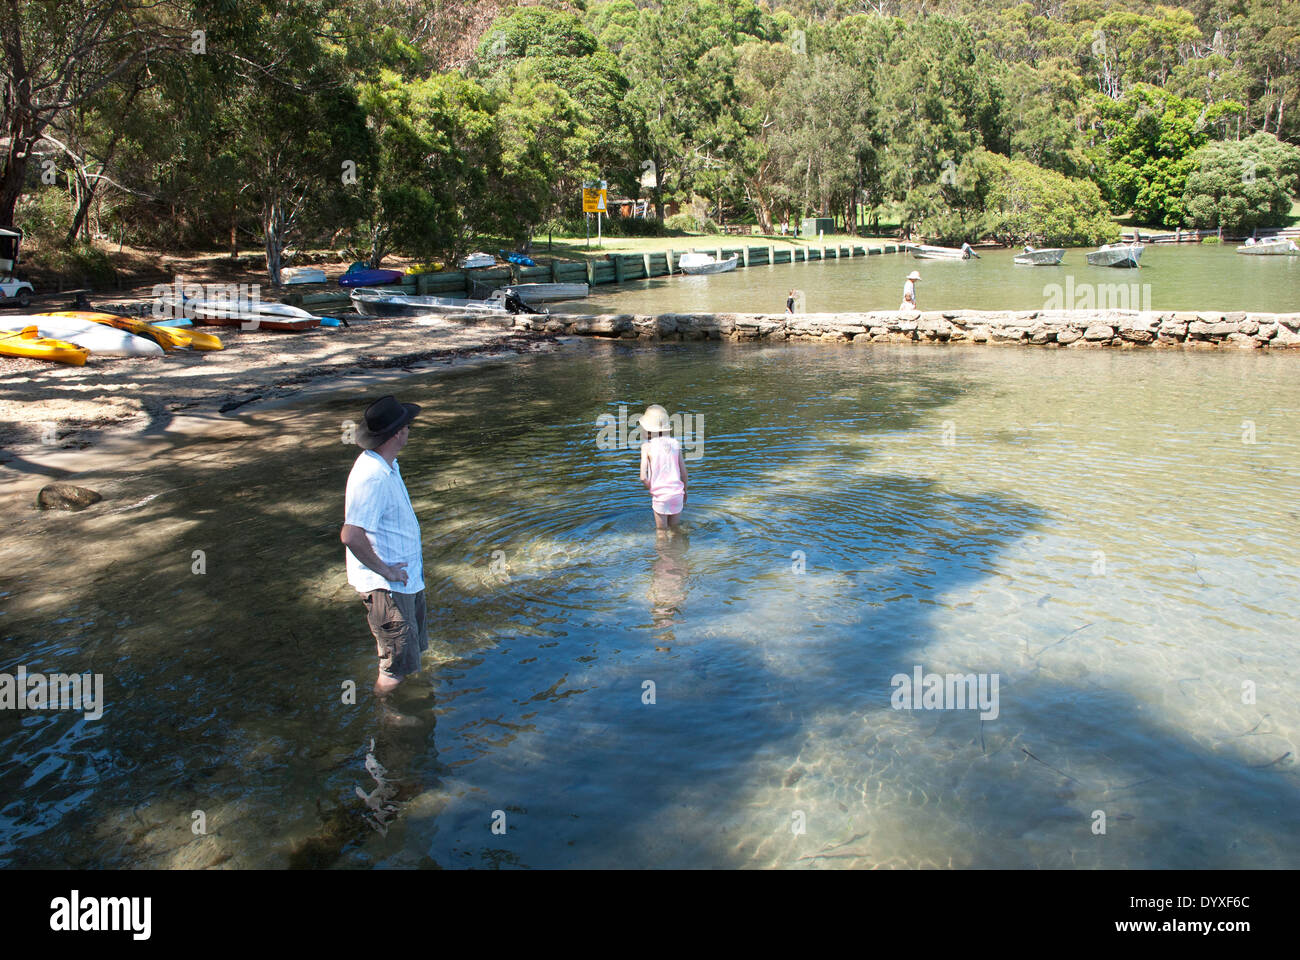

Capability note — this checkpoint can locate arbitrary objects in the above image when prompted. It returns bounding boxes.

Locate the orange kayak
[40,310,194,351]
[0,326,89,366]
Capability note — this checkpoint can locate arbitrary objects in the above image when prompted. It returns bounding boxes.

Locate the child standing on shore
[639,404,688,535]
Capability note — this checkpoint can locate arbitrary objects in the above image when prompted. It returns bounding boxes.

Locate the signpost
[582,180,607,248]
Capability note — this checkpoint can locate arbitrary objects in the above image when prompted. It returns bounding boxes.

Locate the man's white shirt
[344,450,424,594]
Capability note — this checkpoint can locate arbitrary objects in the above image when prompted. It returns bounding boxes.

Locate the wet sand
[0,313,560,498]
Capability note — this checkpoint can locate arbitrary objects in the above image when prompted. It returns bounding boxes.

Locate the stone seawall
[518,309,1300,348]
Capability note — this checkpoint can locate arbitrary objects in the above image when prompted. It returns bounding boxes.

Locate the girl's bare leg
[654,509,669,535]
[666,512,681,532]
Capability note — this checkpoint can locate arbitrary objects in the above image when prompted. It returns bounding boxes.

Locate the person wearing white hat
[638,403,688,535]
[899,270,921,311]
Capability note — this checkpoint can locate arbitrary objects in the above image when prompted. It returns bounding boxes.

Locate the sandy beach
[0,308,560,496]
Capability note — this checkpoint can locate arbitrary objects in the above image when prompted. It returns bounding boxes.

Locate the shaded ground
[0,309,559,471]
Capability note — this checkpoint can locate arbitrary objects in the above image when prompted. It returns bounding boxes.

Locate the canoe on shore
[155,295,321,331]
[8,314,164,356]
[0,326,89,365]
[39,311,193,351]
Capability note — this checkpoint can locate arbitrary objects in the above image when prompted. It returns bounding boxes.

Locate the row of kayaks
[0,312,226,365]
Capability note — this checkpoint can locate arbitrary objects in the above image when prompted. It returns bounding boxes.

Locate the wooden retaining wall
[281,242,904,309]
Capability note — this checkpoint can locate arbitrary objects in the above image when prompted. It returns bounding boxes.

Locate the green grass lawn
[530,230,902,261]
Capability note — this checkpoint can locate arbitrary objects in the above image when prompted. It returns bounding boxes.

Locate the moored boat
[1086,243,1144,268]
[1013,246,1065,266]
[1236,238,1299,255]
[677,253,739,275]
[911,242,979,260]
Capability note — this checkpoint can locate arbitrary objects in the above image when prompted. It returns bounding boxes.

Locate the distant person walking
[786,289,796,314]
[899,270,921,311]
[639,404,688,536]
[340,395,428,696]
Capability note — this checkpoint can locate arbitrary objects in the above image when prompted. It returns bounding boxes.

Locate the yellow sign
[582,184,607,213]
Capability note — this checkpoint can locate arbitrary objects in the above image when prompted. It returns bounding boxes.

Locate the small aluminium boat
[460,252,496,269]
[1236,238,1299,255]
[677,253,739,275]
[504,282,589,303]
[1013,246,1065,266]
[1086,243,1143,268]
[350,288,539,318]
[281,266,328,284]
[911,242,979,260]
[0,326,89,365]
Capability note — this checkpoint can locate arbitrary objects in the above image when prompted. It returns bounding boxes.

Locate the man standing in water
[340,395,428,696]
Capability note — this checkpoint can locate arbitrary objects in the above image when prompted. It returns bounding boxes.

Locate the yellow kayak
[0,326,90,366]
[41,310,194,351]
[152,324,223,351]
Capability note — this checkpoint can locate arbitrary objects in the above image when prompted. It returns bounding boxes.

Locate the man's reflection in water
[649,533,690,645]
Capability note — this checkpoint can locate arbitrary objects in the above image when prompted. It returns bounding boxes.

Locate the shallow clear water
[566,244,1300,315]
[2,341,1299,868]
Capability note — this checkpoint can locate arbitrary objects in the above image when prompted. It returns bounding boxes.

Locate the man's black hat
[356,395,420,450]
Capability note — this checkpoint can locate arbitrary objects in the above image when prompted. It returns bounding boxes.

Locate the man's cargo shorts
[362,588,429,680]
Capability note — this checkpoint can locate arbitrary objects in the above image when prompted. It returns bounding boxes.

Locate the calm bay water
[2,341,1299,868]
[566,244,1300,315]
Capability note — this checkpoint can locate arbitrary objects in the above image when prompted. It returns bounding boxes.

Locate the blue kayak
[339,269,403,288]
[500,250,536,267]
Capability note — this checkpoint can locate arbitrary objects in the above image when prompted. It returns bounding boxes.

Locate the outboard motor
[501,290,544,315]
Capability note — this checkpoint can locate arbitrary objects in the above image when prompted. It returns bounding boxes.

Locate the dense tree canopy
[7,0,1299,275]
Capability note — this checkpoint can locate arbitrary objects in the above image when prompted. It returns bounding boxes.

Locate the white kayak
[155,294,315,321]
[10,315,164,357]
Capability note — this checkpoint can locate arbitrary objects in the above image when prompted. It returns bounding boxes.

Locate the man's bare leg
[374,672,402,697]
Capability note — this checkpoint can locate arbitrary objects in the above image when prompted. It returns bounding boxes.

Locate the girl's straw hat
[907,270,922,281]
[639,404,671,434]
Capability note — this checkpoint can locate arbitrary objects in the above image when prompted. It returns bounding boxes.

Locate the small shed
[801,217,836,236]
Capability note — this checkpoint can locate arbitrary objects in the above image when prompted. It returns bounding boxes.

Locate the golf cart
[0,227,34,308]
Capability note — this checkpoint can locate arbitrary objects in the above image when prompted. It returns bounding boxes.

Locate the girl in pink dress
[639,404,688,535]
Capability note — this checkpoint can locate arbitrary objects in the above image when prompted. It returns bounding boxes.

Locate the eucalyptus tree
[0,0,196,227]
